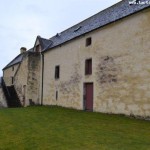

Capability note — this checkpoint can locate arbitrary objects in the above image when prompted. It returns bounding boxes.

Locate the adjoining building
[2,47,40,106]
[1,0,150,118]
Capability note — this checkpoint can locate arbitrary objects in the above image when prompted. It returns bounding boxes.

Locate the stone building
[1,0,150,117]
[2,36,50,107]
[0,78,7,107]
[2,47,41,106]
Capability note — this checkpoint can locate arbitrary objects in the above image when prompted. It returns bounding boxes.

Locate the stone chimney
[20,47,27,54]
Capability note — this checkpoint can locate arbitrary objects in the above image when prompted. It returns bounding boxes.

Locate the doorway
[23,85,26,106]
[84,83,93,111]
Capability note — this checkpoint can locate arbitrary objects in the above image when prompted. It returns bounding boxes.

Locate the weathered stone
[42,8,150,117]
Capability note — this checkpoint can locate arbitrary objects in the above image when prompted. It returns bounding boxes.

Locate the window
[74,26,82,32]
[86,37,92,47]
[85,59,92,75]
[56,91,58,100]
[36,45,40,52]
[12,66,14,71]
[11,77,14,84]
[55,66,60,79]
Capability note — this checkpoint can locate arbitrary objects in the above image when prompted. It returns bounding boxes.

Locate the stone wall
[0,87,7,108]
[42,8,150,117]
[14,53,28,106]
[3,63,20,86]
[27,52,41,105]
[3,52,41,107]
[14,52,41,106]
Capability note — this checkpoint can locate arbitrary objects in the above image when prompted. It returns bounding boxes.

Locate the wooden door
[84,83,93,111]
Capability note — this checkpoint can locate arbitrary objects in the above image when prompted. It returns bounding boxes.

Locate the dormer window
[74,26,82,32]
[35,45,40,52]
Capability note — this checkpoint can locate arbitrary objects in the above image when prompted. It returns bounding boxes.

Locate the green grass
[0,106,149,150]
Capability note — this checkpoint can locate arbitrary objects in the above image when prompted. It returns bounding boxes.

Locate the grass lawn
[0,106,149,150]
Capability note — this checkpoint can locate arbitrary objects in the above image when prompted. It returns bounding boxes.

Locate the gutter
[41,53,44,105]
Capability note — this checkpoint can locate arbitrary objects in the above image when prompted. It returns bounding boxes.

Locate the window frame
[86,37,92,47]
[85,58,92,75]
[12,66,14,71]
[55,65,60,79]
[56,91,58,100]
[11,77,14,85]
[35,45,40,52]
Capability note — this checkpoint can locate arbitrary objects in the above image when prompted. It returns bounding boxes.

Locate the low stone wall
[0,87,7,108]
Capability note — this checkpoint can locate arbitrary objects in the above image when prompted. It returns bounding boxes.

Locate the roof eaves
[3,62,21,70]
[3,53,23,70]
[42,0,150,53]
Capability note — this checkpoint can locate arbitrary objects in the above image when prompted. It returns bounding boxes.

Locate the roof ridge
[43,0,149,51]
[58,0,123,35]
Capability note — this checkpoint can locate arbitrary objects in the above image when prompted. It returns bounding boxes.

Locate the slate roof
[3,54,23,70]
[42,0,150,52]
[38,36,52,50]
[3,48,34,70]
[3,0,150,69]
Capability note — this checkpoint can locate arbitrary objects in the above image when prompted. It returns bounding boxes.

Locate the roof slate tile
[43,0,150,51]
[3,0,150,69]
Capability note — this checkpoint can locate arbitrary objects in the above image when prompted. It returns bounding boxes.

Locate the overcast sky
[0,0,121,76]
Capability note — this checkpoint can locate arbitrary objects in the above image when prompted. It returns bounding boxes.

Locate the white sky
[0,0,121,75]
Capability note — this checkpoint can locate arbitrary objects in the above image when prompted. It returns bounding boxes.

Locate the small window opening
[86,37,92,47]
[12,66,14,71]
[36,45,40,52]
[56,91,58,100]
[11,77,14,84]
[55,66,60,79]
[85,58,92,75]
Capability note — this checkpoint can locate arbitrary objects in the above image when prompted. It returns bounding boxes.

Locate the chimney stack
[20,47,27,54]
